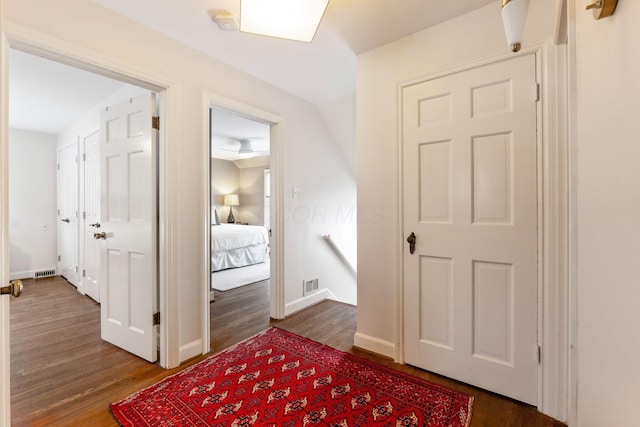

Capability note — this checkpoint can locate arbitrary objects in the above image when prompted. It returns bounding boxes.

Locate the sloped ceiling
[92,0,498,105]
[9,0,500,138]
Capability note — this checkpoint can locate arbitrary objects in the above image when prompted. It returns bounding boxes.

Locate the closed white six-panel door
[403,55,538,404]
[100,93,157,362]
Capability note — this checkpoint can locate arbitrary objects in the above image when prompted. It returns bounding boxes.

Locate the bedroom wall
[3,0,357,363]
[238,165,266,226]
[211,158,240,223]
[573,0,640,424]
[355,0,556,358]
[210,157,266,226]
[8,129,57,280]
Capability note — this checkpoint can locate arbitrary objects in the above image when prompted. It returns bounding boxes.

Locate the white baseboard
[285,288,338,316]
[179,339,203,363]
[353,331,395,359]
[9,271,31,281]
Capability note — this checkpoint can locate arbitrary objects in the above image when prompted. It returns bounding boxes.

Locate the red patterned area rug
[110,327,473,426]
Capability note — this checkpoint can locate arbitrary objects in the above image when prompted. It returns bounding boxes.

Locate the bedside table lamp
[224,194,239,223]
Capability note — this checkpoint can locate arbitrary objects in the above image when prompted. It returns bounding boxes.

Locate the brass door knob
[1,280,23,297]
[93,232,107,240]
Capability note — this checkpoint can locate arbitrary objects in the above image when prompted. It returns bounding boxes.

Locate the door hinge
[537,345,542,364]
[153,312,160,325]
[82,269,86,278]
[83,153,86,161]
[57,163,60,170]
[58,255,61,262]
[152,116,160,131]
[83,211,86,219]
[535,83,541,102]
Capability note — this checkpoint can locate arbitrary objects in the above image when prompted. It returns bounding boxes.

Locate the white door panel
[403,55,538,405]
[100,93,157,362]
[83,131,100,302]
[57,143,78,286]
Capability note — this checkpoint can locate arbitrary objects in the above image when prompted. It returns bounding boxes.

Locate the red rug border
[110,326,474,427]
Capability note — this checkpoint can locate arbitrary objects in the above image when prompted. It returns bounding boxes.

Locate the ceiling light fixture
[501,0,529,53]
[238,139,254,154]
[240,0,329,42]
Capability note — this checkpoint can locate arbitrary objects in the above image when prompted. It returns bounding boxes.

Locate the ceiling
[8,0,499,138]
[92,0,498,105]
[211,108,270,161]
[9,49,127,135]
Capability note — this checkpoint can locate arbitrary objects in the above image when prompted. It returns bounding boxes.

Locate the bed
[211,223,269,271]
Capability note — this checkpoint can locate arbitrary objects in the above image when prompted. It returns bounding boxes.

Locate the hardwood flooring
[10,276,565,426]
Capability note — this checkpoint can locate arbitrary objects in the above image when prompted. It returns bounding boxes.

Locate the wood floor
[10,276,565,426]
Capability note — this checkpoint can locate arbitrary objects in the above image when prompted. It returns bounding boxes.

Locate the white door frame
[201,92,285,354]
[0,23,181,373]
[396,40,569,421]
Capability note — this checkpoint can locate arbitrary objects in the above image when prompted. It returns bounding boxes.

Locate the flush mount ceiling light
[238,139,254,154]
[240,0,329,42]
[501,0,529,53]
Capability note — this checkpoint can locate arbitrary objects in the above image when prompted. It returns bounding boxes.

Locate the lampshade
[224,194,239,206]
[501,0,529,53]
[240,0,329,42]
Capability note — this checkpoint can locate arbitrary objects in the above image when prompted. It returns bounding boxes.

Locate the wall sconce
[501,0,529,53]
[586,0,618,20]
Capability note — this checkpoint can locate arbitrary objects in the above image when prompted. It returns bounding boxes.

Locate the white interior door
[83,131,100,302]
[57,142,78,286]
[403,55,538,404]
[100,93,157,362]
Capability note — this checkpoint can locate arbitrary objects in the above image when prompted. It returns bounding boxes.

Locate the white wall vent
[303,278,319,296]
[33,269,56,279]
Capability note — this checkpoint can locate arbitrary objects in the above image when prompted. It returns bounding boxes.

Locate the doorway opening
[209,108,272,299]
[6,43,169,361]
[202,95,284,353]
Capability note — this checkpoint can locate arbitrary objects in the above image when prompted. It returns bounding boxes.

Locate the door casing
[1,22,181,370]
[396,41,570,420]
[201,91,285,355]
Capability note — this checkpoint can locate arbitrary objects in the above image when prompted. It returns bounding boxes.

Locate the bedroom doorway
[202,96,284,353]
[209,107,272,294]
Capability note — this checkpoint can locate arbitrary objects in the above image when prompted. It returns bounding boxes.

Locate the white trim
[179,339,203,362]
[353,332,395,359]
[284,288,337,317]
[566,0,579,425]
[202,92,285,357]
[1,22,180,369]
[1,7,12,423]
[396,39,569,421]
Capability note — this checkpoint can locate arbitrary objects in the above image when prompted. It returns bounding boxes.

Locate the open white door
[57,142,79,286]
[83,131,101,302]
[403,54,539,404]
[99,93,158,362]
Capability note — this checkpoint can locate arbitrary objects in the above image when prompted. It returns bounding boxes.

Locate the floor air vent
[34,269,56,278]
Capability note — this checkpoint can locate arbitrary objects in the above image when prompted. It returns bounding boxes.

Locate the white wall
[355,0,556,356]
[573,0,640,424]
[4,0,357,359]
[8,129,57,279]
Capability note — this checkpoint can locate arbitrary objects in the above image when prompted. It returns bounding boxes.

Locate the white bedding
[211,224,269,271]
